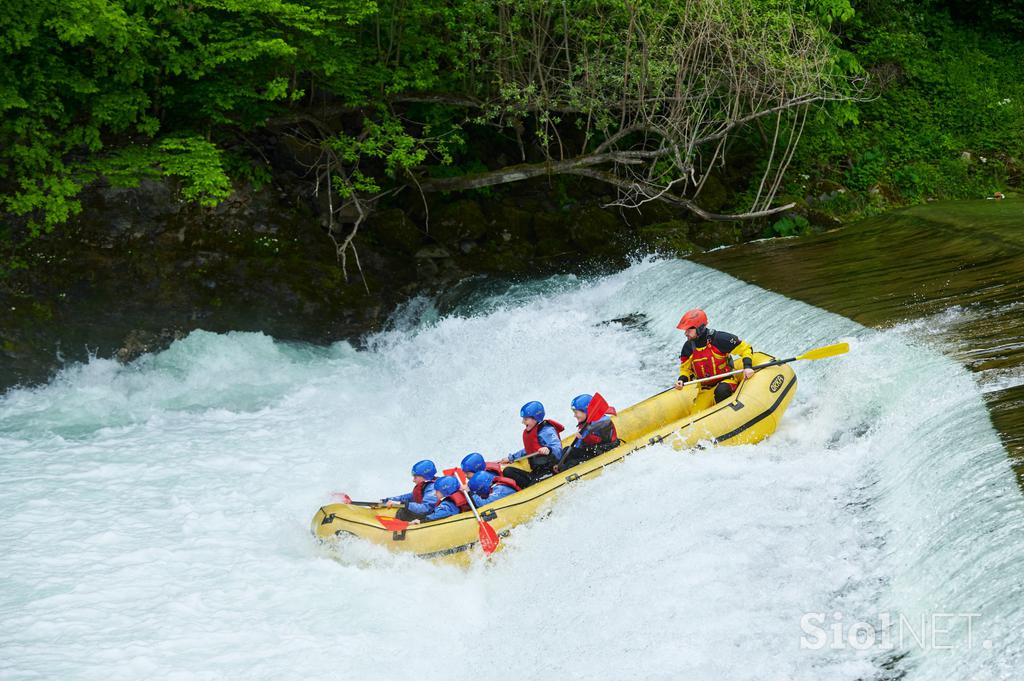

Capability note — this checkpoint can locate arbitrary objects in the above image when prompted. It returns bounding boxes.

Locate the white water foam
[1,258,1021,680]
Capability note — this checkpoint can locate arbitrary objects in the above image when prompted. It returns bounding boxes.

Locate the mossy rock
[808,179,850,204]
[487,202,535,243]
[690,222,741,249]
[469,243,536,274]
[635,201,677,225]
[2,339,17,355]
[115,328,187,363]
[566,207,627,257]
[414,245,452,259]
[805,208,844,228]
[532,211,572,246]
[430,200,488,245]
[370,208,423,255]
[695,173,729,213]
[638,220,704,256]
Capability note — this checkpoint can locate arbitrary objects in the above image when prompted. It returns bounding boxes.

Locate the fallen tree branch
[567,167,794,221]
[416,151,647,193]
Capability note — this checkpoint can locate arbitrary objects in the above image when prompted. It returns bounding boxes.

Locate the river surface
[698,199,1024,482]
[2,202,1023,680]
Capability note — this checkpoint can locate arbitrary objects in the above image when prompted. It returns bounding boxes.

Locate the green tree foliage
[2,0,1021,251]
[0,0,376,235]
[407,0,855,221]
[2,0,851,237]
[785,0,1024,213]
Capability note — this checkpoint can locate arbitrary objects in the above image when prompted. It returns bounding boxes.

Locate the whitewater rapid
[1,258,1021,680]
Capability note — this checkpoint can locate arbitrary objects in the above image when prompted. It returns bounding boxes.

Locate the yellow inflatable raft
[312,351,796,563]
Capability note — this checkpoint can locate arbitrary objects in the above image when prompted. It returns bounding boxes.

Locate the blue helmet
[571,394,592,412]
[434,475,460,497]
[468,471,496,496]
[461,452,486,474]
[411,459,437,479]
[520,400,545,421]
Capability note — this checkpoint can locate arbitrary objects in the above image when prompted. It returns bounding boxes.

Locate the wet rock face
[1,176,748,392]
[431,200,489,243]
[567,207,624,258]
[93,179,184,242]
[115,328,188,363]
[638,221,704,256]
[1,180,396,390]
[370,209,424,255]
[690,222,741,249]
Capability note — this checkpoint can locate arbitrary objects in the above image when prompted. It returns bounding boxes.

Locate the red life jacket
[522,419,565,455]
[690,341,733,384]
[484,461,503,475]
[492,475,521,492]
[581,417,618,446]
[411,480,431,503]
[437,490,470,512]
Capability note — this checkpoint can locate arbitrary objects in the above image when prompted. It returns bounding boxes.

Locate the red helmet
[676,308,708,331]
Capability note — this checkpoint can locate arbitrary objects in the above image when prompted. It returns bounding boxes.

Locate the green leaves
[785,0,1024,216]
[767,214,810,237]
[154,136,232,206]
[4,0,1018,244]
[804,0,855,24]
[327,110,464,197]
[0,0,383,233]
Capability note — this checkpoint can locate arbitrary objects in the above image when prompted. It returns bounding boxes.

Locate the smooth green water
[698,199,1024,483]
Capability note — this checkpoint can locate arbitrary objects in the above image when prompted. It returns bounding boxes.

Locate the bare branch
[295,0,864,224]
[568,167,794,221]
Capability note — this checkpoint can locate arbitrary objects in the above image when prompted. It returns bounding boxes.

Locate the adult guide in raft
[674,308,755,403]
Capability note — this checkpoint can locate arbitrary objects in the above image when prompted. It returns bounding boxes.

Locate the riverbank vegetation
[1,0,1022,273]
[782,0,1024,225]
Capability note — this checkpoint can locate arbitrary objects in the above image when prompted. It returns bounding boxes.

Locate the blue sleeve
[471,492,490,507]
[424,499,459,521]
[405,488,438,516]
[507,446,527,462]
[489,485,516,503]
[539,425,563,458]
[476,482,517,507]
[384,491,413,503]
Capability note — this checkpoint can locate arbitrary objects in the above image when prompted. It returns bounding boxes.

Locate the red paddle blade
[478,521,500,555]
[452,468,468,485]
[443,467,459,477]
[330,492,353,504]
[586,392,610,423]
[376,515,409,531]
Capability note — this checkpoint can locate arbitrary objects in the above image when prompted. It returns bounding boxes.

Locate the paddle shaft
[463,484,487,526]
[677,342,849,387]
[679,357,794,387]
[331,492,384,507]
[452,469,486,525]
[453,468,500,554]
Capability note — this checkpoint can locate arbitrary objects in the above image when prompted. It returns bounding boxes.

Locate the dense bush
[784,1,1024,215]
[1,0,1022,274]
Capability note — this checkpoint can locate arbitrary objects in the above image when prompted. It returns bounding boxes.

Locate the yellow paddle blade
[796,342,849,362]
